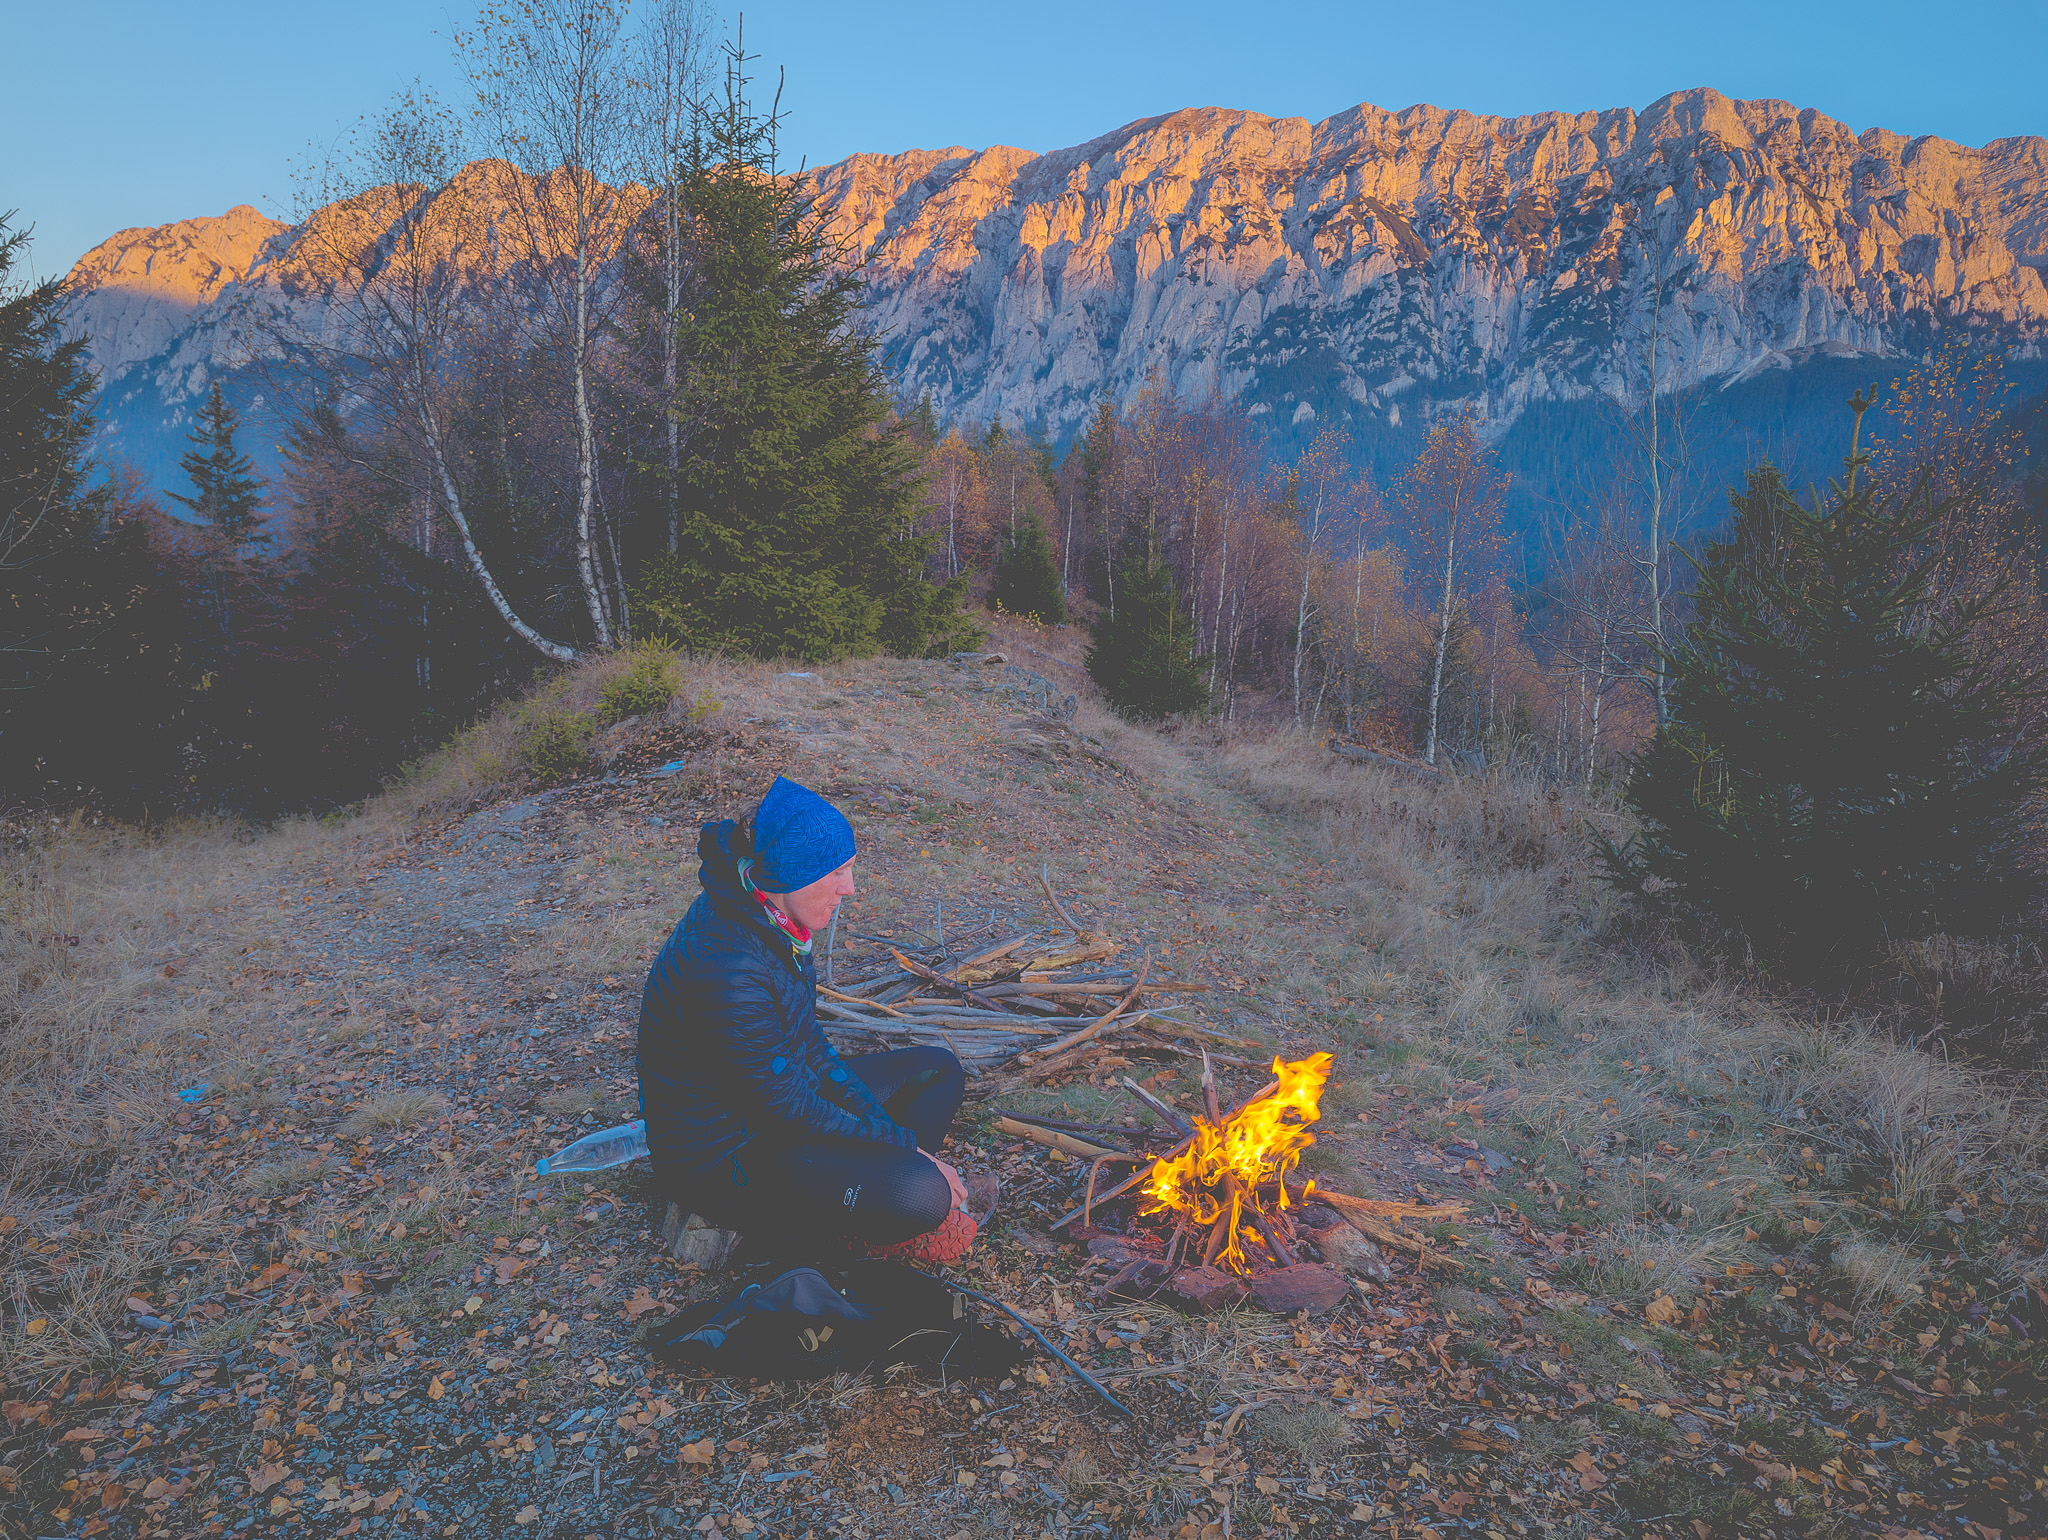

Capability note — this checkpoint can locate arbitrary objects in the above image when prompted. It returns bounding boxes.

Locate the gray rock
[996,665,1078,720]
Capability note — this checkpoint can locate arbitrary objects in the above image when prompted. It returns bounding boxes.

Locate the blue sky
[5,0,2044,281]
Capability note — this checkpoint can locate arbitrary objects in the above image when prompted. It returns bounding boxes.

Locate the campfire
[1140,1052,1332,1275]
[1007,1047,1467,1316]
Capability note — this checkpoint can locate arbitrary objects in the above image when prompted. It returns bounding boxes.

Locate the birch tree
[1288,427,1352,733]
[286,92,578,661]
[1617,201,1702,727]
[458,0,640,648]
[631,0,710,558]
[1397,414,1507,766]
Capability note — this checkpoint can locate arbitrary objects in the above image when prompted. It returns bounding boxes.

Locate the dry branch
[995,1117,1134,1161]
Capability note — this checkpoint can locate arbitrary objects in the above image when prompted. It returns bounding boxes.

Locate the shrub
[990,516,1066,625]
[523,707,598,783]
[1085,558,1209,720]
[599,643,682,725]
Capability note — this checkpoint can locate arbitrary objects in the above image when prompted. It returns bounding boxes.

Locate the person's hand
[924,1151,968,1211]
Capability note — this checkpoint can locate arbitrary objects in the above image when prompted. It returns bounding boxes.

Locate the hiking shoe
[962,1172,1001,1227]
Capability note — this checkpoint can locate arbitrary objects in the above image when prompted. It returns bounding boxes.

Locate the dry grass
[341,1089,445,1135]
[1213,733,2048,1318]
[376,648,757,830]
[0,642,971,1380]
[0,813,361,1377]
[1833,1237,1929,1317]
[240,1155,336,1198]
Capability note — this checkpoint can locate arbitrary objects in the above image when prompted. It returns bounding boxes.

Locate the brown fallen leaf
[623,1287,663,1320]
[426,1376,445,1401]
[246,1461,291,1495]
[679,1438,715,1465]
[1644,1294,1682,1324]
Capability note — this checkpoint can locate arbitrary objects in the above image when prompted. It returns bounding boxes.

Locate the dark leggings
[691,1047,965,1248]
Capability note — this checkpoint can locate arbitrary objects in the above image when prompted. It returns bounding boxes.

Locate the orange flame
[1139,1053,1332,1274]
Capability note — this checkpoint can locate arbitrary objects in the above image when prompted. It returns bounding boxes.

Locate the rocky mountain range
[63,86,2048,500]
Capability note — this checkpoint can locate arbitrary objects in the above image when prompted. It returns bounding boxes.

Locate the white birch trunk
[1424,509,1461,767]
[572,223,613,647]
[421,406,578,662]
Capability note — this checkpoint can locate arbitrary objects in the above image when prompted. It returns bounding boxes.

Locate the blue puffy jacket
[637,820,914,1196]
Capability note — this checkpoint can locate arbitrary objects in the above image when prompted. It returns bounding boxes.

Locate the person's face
[771,857,856,932]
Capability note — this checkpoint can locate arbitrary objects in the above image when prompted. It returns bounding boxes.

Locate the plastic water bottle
[538,1119,648,1175]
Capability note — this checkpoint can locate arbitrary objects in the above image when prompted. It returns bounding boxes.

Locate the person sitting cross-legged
[637,776,996,1264]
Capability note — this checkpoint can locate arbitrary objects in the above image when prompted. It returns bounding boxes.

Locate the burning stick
[1201,1207,1232,1269]
[1049,1076,1281,1230]
[1248,1198,1299,1268]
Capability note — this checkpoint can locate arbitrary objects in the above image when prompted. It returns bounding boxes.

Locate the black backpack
[651,1262,1024,1382]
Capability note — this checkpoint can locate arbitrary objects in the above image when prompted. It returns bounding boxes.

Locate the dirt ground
[6,645,2043,1540]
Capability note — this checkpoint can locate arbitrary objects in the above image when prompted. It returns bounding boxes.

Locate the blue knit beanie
[749,776,857,893]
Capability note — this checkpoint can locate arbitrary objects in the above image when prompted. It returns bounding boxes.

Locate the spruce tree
[0,214,107,583]
[1085,558,1209,719]
[1616,411,2044,969]
[990,515,1065,625]
[168,381,268,549]
[635,43,973,661]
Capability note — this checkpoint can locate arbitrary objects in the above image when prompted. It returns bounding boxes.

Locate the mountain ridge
[62,85,2048,491]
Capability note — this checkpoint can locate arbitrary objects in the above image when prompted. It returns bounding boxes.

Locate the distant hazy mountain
[65,86,2048,520]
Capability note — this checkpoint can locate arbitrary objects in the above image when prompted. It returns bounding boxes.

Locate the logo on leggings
[842,1184,861,1209]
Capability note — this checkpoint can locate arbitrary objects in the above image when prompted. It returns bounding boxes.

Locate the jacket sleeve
[802,1021,895,1127]
[707,961,915,1150]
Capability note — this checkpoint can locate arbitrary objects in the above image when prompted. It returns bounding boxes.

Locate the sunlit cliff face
[64,88,2048,461]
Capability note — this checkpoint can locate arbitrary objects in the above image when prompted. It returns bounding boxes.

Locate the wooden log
[994,1117,1137,1162]
[995,1110,1152,1141]
[1249,1264,1350,1315]
[1118,1076,1195,1138]
[890,947,1014,1014]
[1327,740,1444,780]
[1289,1183,1467,1222]
[1039,861,1085,933]
[1016,936,1121,973]
[947,932,1037,981]
[1017,955,1152,1064]
[1130,1017,1263,1049]
[1128,1036,1266,1068]
[1020,1042,1133,1084]
[661,1205,740,1271]
[1301,1186,1465,1271]
[981,979,1212,996]
[817,983,910,1017]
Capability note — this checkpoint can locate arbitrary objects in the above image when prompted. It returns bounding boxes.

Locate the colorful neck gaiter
[738,858,812,954]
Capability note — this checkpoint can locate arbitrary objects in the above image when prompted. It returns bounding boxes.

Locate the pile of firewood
[814,864,1255,1077]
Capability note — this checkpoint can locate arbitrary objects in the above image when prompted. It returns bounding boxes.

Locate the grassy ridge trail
[4,643,2044,1540]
